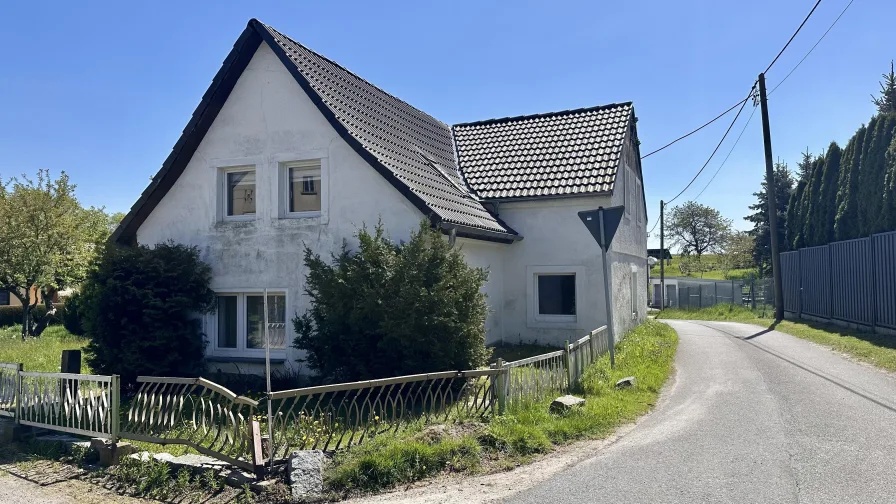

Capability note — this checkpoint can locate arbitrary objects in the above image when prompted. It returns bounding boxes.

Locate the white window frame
[527,265,585,329]
[207,289,289,360]
[220,165,258,222]
[276,151,329,222]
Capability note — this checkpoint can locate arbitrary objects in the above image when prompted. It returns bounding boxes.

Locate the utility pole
[659,200,665,311]
[757,73,784,321]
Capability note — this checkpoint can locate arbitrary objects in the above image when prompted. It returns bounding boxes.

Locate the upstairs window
[224,167,256,219]
[286,160,322,215]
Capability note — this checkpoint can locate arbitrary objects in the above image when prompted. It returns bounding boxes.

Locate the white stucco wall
[134,40,649,370]
[136,43,426,374]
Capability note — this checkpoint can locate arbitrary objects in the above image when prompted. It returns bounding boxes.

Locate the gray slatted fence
[781,230,896,331]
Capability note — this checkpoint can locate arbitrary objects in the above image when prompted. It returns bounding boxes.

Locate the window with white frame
[284,160,322,216]
[223,166,256,219]
[536,274,576,320]
[213,292,287,355]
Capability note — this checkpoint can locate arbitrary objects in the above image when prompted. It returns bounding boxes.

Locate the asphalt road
[506,320,896,504]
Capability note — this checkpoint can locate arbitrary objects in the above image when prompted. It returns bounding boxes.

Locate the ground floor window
[213,292,286,355]
[537,274,576,317]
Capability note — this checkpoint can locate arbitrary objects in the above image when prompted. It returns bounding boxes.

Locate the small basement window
[536,274,576,319]
[224,167,256,219]
[213,292,287,355]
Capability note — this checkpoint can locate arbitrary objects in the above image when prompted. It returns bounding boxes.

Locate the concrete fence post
[109,375,120,443]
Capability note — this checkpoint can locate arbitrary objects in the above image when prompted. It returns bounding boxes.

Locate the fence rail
[500,325,610,406]
[781,230,896,331]
[267,369,500,459]
[121,377,259,472]
[17,370,118,439]
[0,324,615,472]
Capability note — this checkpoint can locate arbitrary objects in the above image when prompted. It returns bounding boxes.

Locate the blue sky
[0,0,891,248]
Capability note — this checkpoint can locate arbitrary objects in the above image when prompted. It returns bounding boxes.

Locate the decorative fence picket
[17,371,118,439]
[0,323,615,472]
[265,369,500,460]
[121,377,259,472]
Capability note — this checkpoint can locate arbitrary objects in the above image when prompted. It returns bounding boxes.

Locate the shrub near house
[80,242,216,385]
[293,221,491,382]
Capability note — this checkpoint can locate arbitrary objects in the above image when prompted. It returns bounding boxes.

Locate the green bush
[61,290,85,336]
[0,303,64,329]
[81,242,215,386]
[293,221,490,382]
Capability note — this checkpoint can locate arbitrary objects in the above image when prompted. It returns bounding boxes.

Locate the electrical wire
[641,0,826,161]
[664,85,755,206]
[769,0,855,96]
[764,0,823,74]
[640,97,749,160]
[693,104,759,201]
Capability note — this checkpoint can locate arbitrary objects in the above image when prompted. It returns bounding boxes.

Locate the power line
[648,213,660,236]
[640,97,749,160]
[641,0,825,161]
[769,0,855,96]
[764,0,823,74]
[664,85,755,206]
[693,104,759,201]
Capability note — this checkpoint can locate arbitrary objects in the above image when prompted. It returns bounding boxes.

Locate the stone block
[550,395,586,414]
[288,450,324,500]
[91,438,137,466]
[615,376,636,388]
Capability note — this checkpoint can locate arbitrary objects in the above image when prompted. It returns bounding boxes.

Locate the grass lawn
[656,305,896,373]
[324,320,678,496]
[0,325,89,373]
[488,341,561,365]
[649,254,756,280]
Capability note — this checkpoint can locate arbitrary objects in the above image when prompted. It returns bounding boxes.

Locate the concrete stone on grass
[90,438,137,466]
[550,395,586,415]
[615,376,636,388]
[288,450,324,500]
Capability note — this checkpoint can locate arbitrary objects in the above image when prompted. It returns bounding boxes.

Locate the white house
[112,19,648,374]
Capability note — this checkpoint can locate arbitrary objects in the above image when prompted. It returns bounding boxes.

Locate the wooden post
[589,332,596,364]
[758,73,784,321]
[494,359,507,415]
[250,419,265,477]
[61,350,81,402]
[564,340,573,391]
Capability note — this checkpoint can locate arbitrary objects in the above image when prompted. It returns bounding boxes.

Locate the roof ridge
[257,20,454,132]
[453,101,633,129]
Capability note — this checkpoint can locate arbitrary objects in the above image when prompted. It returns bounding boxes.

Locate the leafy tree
[0,170,109,339]
[872,60,896,115]
[293,221,490,382]
[835,125,867,241]
[81,242,215,386]
[745,162,793,276]
[666,201,732,259]
[718,231,755,279]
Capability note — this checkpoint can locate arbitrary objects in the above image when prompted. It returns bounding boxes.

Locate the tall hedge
[292,221,490,382]
[81,242,215,386]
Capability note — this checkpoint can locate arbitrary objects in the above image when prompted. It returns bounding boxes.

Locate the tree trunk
[21,289,30,341]
[29,287,57,337]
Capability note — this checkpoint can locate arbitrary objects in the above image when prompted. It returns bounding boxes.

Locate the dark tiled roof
[258,23,515,236]
[452,103,633,200]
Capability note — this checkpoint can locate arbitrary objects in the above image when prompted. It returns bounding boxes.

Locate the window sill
[528,317,582,330]
[283,211,322,219]
[207,354,288,364]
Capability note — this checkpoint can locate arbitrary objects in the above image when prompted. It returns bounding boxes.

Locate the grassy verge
[656,305,896,372]
[324,320,678,496]
[0,325,89,372]
[649,254,756,280]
